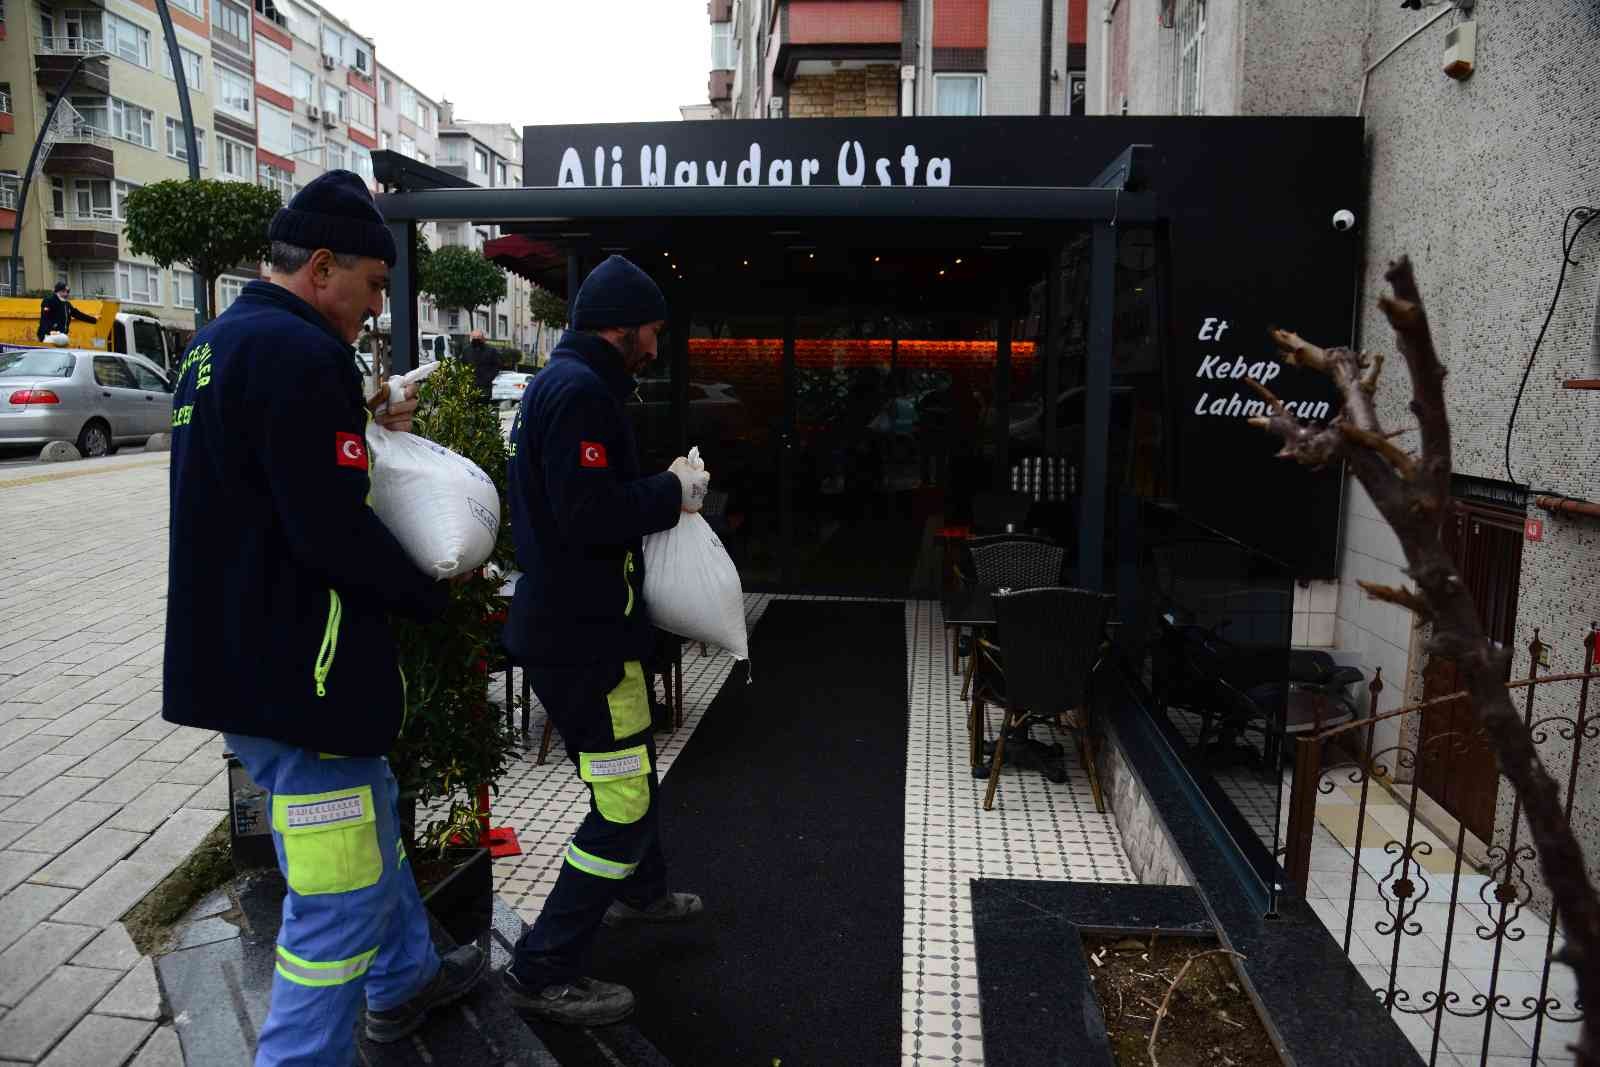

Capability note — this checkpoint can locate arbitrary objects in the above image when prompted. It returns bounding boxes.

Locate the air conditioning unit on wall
[307,104,321,121]
[321,112,338,128]
[322,54,336,70]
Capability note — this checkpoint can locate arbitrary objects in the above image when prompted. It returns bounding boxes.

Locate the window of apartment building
[258,162,293,199]
[279,0,316,43]
[215,63,253,119]
[114,180,138,219]
[118,262,162,305]
[379,131,391,150]
[174,269,196,308]
[73,179,112,219]
[291,124,319,165]
[322,84,345,121]
[349,93,375,131]
[166,118,207,166]
[398,132,416,159]
[473,148,488,174]
[348,42,370,75]
[398,85,415,121]
[473,311,488,334]
[257,101,292,155]
[447,310,461,330]
[50,177,65,219]
[218,134,254,181]
[496,314,509,338]
[170,0,204,17]
[69,95,107,133]
[212,0,251,47]
[934,74,983,116]
[1176,0,1206,116]
[97,97,155,148]
[100,11,152,68]
[256,38,291,95]
[165,43,206,93]
[78,263,117,299]
[217,275,247,312]
[321,25,344,64]
[325,140,346,170]
[438,223,465,247]
[380,77,393,105]
[352,149,373,183]
[496,160,508,186]
[438,138,463,164]
[711,21,734,70]
[291,64,315,103]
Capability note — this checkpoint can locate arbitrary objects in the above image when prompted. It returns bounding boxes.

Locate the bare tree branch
[1253,255,1600,1067]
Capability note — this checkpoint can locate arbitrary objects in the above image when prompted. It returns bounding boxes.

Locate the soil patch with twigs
[1083,933,1281,1066]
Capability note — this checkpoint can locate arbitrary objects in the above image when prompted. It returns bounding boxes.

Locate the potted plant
[387,355,520,944]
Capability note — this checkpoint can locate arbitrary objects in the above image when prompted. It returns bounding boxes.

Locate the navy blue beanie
[268,170,397,266]
[572,255,668,330]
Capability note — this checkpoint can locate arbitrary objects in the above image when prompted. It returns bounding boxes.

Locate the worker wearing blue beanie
[165,169,485,1067]
[501,256,710,1025]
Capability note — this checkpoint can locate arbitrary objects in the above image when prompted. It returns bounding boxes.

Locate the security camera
[1332,209,1357,232]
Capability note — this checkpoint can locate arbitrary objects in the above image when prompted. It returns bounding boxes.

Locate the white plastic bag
[365,363,501,579]
[642,448,748,661]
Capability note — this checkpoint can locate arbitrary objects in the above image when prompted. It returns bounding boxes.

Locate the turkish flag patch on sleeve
[335,432,369,470]
[579,441,608,469]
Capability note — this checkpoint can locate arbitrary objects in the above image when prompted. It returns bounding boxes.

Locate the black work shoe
[602,892,704,927]
[499,969,635,1027]
[365,944,488,1043]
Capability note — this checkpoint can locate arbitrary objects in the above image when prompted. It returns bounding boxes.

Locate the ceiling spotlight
[742,259,750,266]
[808,253,814,259]
[938,270,946,277]
[874,256,881,263]
[955,258,963,265]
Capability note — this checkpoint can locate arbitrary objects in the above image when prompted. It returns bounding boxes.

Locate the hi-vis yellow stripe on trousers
[274,943,378,987]
[563,842,637,880]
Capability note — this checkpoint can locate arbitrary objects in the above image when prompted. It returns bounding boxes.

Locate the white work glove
[669,446,711,513]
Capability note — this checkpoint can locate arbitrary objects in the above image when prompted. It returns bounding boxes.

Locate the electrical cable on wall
[1503,205,1598,488]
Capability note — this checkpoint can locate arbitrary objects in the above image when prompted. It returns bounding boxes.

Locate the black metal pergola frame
[374,145,1159,592]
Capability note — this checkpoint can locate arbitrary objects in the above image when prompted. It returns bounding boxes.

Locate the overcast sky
[330,0,709,126]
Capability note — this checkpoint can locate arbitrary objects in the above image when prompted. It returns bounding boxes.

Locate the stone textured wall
[788,65,899,118]
[1097,721,1191,886]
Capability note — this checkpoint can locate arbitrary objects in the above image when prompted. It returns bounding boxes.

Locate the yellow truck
[0,296,176,371]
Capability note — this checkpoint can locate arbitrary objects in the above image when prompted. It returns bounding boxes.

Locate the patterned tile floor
[484,596,1135,1066]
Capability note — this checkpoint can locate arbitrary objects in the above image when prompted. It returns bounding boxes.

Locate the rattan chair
[972,586,1114,811]
[966,534,1067,590]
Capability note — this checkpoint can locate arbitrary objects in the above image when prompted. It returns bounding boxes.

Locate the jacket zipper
[314,590,343,697]
[623,551,636,618]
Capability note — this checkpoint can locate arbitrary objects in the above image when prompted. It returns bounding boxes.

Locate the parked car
[0,345,174,457]
[492,369,532,405]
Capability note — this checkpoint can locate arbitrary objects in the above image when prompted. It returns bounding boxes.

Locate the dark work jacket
[163,280,446,756]
[466,342,499,393]
[504,331,681,667]
[36,293,96,340]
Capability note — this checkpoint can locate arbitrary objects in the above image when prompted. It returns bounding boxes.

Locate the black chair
[966,534,1067,591]
[972,587,1114,811]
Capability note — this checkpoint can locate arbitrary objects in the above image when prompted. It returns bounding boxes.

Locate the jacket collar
[553,329,634,400]
[236,280,349,349]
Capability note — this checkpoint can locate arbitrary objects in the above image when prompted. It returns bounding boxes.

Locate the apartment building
[708,0,1087,120]
[373,62,441,333]
[436,107,532,351]
[0,0,222,331]
[1089,0,1600,907]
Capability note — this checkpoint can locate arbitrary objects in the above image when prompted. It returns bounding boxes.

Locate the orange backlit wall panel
[690,338,1035,369]
[933,0,988,50]
[787,0,902,45]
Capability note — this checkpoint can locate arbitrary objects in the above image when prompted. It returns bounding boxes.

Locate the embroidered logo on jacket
[579,441,608,469]
[336,432,369,470]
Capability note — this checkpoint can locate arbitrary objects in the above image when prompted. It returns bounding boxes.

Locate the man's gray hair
[269,241,361,274]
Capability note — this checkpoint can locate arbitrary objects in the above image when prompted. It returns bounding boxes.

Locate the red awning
[483,233,568,294]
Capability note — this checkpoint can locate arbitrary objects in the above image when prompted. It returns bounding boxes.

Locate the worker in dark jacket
[465,329,499,402]
[163,170,486,1066]
[500,255,710,1027]
[36,281,97,340]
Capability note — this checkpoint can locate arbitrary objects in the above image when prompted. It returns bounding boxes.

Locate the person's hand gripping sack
[669,447,711,514]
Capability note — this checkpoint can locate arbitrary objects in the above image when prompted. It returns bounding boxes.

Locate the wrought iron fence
[1283,626,1598,1065]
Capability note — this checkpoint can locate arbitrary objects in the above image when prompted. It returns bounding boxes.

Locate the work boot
[602,892,704,927]
[365,944,488,1043]
[499,969,635,1026]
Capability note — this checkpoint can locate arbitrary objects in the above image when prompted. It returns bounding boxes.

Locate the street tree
[1251,257,1600,1066]
[419,245,507,333]
[529,285,568,329]
[124,180,280,321]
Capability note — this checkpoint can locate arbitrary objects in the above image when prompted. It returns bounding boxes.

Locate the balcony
[0,89,12,136]
[34,35,112,95]
[40,108,115,180]
[709,69,733,105]
[46,211,122,260]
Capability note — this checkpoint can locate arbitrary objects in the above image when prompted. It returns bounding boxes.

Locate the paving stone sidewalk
[0,455,209,1065]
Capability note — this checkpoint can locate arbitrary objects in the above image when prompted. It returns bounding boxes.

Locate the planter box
[420,846,493,947]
